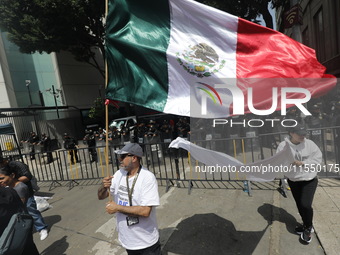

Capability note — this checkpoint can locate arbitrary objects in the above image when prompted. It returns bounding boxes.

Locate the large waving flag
[105,0,336,118]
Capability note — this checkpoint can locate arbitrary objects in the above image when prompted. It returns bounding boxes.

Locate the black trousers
[126,240,161,255]
[88,147,97,161]
[68,149,79,163]
[46,151,53,163]
[30,146,35,160]
[288,177,318,228]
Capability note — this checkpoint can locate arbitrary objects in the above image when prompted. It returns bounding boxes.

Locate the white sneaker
[39,229,49,241]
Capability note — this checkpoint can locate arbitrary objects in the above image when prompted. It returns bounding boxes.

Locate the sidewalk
[32,178,339,255]
[313,179,340,255]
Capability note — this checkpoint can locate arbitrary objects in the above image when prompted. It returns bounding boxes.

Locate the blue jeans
[27,196,48,232]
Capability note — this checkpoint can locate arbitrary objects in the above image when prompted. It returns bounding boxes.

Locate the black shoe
[295,224,304,235]
[300,226,313,244]
[296,224,314,235]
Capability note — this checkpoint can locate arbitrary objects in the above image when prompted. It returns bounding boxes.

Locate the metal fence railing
[5,126,340,192]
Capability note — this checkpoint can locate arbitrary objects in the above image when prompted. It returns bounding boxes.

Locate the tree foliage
[88,97,119,126]
[196,0,287,29]
[88,98,105,119]
[0,0,105,76]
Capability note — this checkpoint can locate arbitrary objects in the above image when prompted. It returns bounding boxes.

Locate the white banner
[169,137,295,181]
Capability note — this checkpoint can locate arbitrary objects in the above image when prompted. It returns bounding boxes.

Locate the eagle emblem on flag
[176,43,226,78]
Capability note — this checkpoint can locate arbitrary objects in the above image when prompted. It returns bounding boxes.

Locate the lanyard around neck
[126,166,141,206]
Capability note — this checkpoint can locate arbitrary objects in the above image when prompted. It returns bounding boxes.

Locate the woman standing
[276,124,322,244]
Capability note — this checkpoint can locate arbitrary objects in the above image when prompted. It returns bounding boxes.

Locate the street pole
[25,80,33,105]
[25,80,40,137]
[52,85,60,119]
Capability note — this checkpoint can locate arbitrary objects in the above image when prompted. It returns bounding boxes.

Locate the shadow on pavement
[39,236,69,255]
[35,191,55,197]
[257,203,297,234]
[32,215,61,235]
[44,215,62,231]
[161,213,269,255]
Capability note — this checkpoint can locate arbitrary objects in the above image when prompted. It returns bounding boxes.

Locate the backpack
[0,211,33,255]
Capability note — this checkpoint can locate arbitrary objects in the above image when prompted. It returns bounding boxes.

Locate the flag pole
[104,0,112,202]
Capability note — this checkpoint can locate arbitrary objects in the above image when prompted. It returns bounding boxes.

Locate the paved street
[31,178,340,255]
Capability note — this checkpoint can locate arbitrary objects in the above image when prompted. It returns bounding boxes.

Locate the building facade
[277,0,340,79]
[0,31,105,148]
[0,31,105,110]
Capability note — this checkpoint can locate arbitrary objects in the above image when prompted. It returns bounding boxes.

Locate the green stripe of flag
[105,0,171,112]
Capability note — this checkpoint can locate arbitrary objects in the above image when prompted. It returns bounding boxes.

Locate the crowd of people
[107,117,191,145]
[18,117,191,164]
[21,132,53,164]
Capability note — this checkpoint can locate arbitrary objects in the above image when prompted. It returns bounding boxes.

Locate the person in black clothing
[108,126,121,150]
[22,131,40,160]
[40,133,53,164]
[284,106,304,124]
[160,120,173,140]
[95,127,106,141]
[83,129,97,163]
[0,186,39,254]
[136,122,148,143]
[305,104,329,148]
[176,117,190,138]
[121,125,131,143]
[63,133,80,164]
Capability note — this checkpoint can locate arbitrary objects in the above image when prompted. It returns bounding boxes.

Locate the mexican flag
[105,0,336,118]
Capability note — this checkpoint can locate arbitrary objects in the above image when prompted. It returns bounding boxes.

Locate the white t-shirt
[110,166,160,250]
[276,137,322,181]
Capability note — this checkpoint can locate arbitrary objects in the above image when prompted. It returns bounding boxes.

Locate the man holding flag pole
[100,1,160,252]
[98,143,161,255]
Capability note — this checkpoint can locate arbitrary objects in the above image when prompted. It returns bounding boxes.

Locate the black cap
[288,124,307,135]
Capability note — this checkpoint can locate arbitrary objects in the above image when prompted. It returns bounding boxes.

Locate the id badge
[126,216,139,226]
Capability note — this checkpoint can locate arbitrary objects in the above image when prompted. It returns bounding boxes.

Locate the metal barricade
[19,126,340,191]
